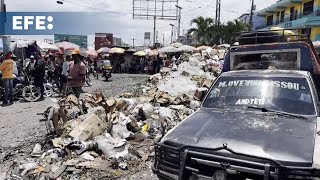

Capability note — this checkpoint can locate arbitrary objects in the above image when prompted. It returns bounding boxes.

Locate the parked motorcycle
[0,72,42,102]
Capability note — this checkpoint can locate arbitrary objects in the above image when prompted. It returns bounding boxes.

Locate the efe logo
[12,16,53,30]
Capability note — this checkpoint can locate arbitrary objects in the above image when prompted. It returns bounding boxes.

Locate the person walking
[0,52,14,105]
[60,55,71,96]
[68,50,86,98]
[32,54,46,99]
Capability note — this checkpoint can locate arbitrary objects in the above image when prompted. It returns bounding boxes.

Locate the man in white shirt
[60,55,71,97]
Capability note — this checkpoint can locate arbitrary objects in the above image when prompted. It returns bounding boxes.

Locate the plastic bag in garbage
[111,124,133,139]
[95,134,129,159]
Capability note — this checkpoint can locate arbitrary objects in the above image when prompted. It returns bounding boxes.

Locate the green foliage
[187,16,251,45]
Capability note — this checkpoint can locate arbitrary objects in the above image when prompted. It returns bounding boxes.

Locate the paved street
[0,74,149,179]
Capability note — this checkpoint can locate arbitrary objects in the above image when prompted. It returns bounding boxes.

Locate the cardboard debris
[75,159,111,171]
[69,114,107,141]
[194,88,209,101]
[14,47,223,179]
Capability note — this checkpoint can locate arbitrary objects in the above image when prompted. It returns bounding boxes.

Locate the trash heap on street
[8,50,222,179]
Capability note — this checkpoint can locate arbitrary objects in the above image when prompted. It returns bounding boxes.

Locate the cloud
[5,0,278,46]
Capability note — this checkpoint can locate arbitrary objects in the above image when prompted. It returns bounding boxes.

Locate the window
[276,12,280,24]
[290,7,295,20]
[231,51,298,71]
[303,0,314,15]
[301,28,311,35]
[280,11,285,22]
[267,15,273,25]
[203,76,315,115]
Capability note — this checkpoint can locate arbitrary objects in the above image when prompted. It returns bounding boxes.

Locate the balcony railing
[256,10,320,30]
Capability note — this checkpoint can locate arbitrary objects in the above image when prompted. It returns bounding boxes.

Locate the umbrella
[196,46,210,51]
[109,47,125,54]
[170,42,183,48]
[37,41,59,51]
[148,49,159,56]
[158,46,178,53]
[55,41,79,50]
[133,51,147,57]
[126,48,137,52]
[86,49,98,57]
[97,47,110,53]
[177,45,195,52]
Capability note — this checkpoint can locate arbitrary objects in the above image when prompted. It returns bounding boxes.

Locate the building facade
[256,0,320,41]
[237,13,265,31]
[237,13,250,24]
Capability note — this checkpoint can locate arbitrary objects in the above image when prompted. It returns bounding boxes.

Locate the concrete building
[256,0,320,41]
[237,13,265,31]
[237,13,250,24]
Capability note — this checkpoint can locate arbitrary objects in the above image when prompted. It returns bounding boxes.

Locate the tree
[222,20,251,44]
[187,17,251,45]
[187,16,214,45]
[206,24,224,45]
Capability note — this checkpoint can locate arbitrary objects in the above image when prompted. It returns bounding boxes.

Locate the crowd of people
[0,48,193,106]
[113,54,177,75]
[0,49,88,106]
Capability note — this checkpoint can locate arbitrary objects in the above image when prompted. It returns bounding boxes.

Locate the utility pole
[162,33,165,46]
[215,0,221,25]
[131,38,135,48]
[153,16,156,47]
[249,0,255,26]
[175,5,182,41]
[156,30,158,43]
[169,24,174,44]
[0,0,5,35]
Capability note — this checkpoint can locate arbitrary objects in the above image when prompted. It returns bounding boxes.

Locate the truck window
[203,76,316,115]
[231,51,298,70]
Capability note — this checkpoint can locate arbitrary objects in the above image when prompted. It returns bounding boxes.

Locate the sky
[5,0,278,47]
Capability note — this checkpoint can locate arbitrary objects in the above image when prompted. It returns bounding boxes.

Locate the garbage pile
[7,53,220,180]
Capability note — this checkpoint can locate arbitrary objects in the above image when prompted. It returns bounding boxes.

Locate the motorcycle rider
[0,52,14,105]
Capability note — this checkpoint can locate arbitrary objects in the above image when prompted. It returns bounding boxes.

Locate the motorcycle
[0,72,42,102]
[102,60,112,81]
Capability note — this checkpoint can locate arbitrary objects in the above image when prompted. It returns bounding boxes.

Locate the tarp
[170,42,183,48]
[16,40,36,48]
[37,41,59,51]
[177,45,195,52]
[55,41,80,50]
[158,46,178,53]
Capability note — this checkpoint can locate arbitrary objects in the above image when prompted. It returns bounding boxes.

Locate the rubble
[8,49,223,179]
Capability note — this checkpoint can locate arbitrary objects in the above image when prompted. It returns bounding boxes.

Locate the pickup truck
[153,31,320,180]
[153,70,320,180]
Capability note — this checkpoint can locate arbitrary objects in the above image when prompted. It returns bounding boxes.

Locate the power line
[58,0,129,15]
[182,6,202,14]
